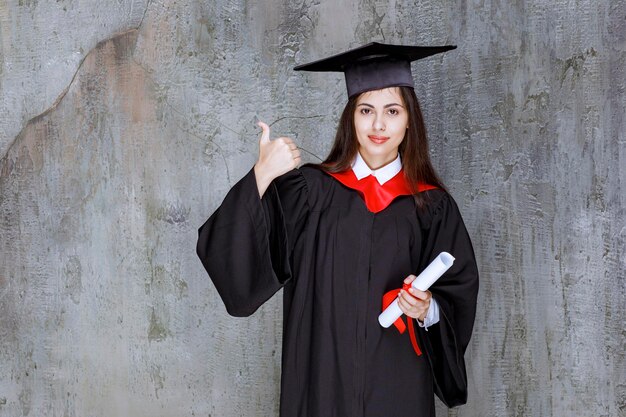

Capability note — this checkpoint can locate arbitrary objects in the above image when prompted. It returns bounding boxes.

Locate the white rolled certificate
[378,252,455,328]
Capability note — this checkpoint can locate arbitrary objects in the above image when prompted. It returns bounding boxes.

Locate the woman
[197,42,479,417]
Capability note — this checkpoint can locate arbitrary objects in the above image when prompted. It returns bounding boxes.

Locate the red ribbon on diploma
[382,283,422,356]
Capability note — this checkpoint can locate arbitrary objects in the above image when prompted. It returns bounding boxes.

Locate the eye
[387,108,400,116]
[359,108,372,115]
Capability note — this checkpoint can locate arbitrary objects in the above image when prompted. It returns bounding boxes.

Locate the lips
[368,135,390,144]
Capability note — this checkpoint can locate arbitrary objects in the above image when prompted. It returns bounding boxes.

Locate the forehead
[356,87,403,104]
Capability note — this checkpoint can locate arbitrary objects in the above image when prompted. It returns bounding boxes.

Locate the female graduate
[197,42,479,417]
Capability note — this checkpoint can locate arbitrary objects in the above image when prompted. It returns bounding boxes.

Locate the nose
[373,114,385,131]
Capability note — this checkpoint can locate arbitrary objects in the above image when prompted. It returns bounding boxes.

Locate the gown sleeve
[196,167,309,317]
[416,191,479,407]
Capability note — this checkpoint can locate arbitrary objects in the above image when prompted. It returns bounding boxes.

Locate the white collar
[351,151,402,185]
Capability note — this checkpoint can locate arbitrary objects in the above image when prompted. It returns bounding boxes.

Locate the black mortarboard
[294,42,456,98]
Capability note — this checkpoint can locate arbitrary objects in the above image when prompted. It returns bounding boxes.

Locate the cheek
[354,118,368,137]
[395,118,409,137]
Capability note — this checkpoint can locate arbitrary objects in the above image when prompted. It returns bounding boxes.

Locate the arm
[196,122,307,317]
[416,192,480,407]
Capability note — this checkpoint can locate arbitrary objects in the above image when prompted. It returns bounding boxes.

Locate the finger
[397,292,409,312]
[274,137,294,148]
[403,274,416,285]
[400,290,418,306]
[292,150,301,159]
[275,137,293,145]
[409,288,429,301]
[398,296,419,316]
[397,297,410,314]
[257,121,270,143]
[398,303,409,315]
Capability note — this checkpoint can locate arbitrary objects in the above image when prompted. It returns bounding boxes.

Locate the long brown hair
[314,86,446,209]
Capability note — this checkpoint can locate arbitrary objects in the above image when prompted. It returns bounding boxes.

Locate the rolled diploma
[378,252,455,328]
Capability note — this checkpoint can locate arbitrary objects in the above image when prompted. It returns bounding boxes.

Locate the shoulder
[273,164,330,189]
[299,163,336,190]
[295,163,340,209]
[417,189,463,227]
[420,188,450,210]
[270,164,332,207]
[299,163,330,181]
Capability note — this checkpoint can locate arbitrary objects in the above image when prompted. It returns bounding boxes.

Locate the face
[353,87,409,170]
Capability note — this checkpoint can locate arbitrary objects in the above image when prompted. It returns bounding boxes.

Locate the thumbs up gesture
[253,121,301,197]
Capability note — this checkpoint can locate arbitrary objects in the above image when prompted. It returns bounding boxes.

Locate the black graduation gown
[196,164,479,417]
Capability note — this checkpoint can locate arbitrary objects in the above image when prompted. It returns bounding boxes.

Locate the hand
[254,121,301,197]
[397,274,432,322]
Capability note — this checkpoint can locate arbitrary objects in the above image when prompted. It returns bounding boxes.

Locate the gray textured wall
[1,1,624,416]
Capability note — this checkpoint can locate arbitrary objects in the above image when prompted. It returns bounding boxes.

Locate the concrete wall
[1,1,624,416]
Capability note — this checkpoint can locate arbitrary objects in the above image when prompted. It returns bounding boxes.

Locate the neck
[360,151,399,171]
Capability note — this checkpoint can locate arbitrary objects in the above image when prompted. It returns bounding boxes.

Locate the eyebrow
[357,102,405,108]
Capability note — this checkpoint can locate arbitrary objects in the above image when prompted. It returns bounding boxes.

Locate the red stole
[327,169,437,213]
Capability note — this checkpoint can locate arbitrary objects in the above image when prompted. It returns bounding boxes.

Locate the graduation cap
[294,42,456,98]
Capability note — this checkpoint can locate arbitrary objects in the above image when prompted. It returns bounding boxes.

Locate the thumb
[257,121,270,144]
